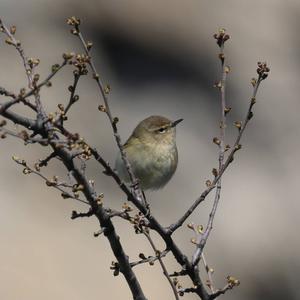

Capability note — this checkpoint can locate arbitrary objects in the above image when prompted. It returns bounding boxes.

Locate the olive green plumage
[115,115,182,190]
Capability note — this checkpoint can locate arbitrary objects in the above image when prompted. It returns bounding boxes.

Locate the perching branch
[90,147,210,299]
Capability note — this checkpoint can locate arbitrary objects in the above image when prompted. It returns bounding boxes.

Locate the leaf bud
[213,137,220,145]
[234,121,242,130]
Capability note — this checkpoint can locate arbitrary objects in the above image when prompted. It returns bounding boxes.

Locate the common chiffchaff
[115,115,183,190]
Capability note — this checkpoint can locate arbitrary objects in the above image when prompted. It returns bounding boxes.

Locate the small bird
[115,115,183,190]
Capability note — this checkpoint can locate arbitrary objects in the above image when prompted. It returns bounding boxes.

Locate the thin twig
[0,85,36,112]
[130,250,169,268]
[209,284,232,300]
[0,126,47,144]
[23,59,68,99]
[71,209,94,219]
[0,19,48,127]
[177,287,197,295]
[168,74,265,235]
[27,168,89,205]
[192,77,266,267]
[192,30,228,266]
[0,20,34,88]
[1,20,71,132]
[73,21,145,204]
[168,270,188,277]
[64,72,80,115]
[144,231,180,300]
[201,252,215,293]
[106,208,132,220]
[208,275,240,300]
[38,151,58,167]
[0,87,16,99]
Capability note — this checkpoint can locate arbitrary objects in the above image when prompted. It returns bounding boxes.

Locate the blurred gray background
[0,0,299,299]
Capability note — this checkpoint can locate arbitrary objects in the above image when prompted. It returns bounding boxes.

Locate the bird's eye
[158,127,166,133]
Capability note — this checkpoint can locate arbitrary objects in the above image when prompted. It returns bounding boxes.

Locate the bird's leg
[142,190,151,216]
[131,180,145,204]
[130,181,150,215]
[142,190,146,202]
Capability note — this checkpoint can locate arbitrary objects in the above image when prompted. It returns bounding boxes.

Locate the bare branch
[0,87,16,99]
[201,252,215,293]
[68,17,145,204]
[130,250,169,268]
[168,66,268,236]
[23,59,68,99]
[53,145,147,300]
[144,231,179,300]
[64,70,81,115]
[0,20,34,89]
[209,276,240,300]
[12,157,89,205]
[0,98,19,114]
[0,86,36,112]
[192,28,229,266]
[192,65,268,266]
[71,209,94,219]
[38,151,58,167]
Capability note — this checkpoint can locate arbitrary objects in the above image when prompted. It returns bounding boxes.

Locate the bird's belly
[132,148,177,190]
[115,143,178,190]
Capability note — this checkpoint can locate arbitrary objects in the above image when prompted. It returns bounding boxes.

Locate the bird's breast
[115,140,178,190]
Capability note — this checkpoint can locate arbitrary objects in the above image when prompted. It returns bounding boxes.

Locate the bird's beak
[171,118,183,127]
